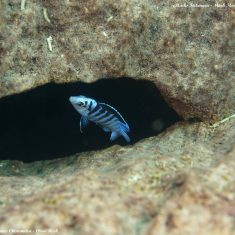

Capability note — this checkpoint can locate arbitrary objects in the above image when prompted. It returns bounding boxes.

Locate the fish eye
[78,102,84,106]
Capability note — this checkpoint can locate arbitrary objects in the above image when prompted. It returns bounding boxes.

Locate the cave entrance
[0,78,182,162]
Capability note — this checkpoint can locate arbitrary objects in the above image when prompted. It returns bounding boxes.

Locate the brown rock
[0,1,235,233]
[0,0,234,121]
[0,118,235,234]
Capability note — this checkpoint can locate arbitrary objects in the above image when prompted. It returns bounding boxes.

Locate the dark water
[0,78,181,162]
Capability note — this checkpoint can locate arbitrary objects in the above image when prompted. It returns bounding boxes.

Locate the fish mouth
[69,96,77,104]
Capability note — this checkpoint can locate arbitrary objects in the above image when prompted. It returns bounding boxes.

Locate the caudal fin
[110,130,130,143]
[120,130,130,143]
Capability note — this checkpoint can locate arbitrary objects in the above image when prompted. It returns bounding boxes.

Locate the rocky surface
[1,0,235,234]
[0,118,235,234]
[0,0,234,121]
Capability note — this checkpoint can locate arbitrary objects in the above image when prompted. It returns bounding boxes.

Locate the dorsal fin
[99,103,130,130]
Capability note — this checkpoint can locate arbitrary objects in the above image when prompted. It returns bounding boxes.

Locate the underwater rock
[0,1,235,233]
[0,0,234,121]
[0,118,235,234]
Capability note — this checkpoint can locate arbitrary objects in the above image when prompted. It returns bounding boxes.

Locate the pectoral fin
[80,116,90,133]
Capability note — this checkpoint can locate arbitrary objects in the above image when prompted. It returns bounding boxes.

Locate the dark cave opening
[0,78,182,162]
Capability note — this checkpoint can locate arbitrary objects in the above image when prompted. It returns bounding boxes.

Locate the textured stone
[0,1,235,233]
[0,118,235,234]
[0,0,234,121]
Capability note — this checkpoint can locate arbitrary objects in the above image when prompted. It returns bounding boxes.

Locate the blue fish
[69,95,130,142]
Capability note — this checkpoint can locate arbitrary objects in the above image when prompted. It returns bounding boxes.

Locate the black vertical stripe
[93,109,104,117]
[88,104,100,115]
[98,113,113,123]
[94,110,110,118]
[99,114,115,124]
[88,101,93,111]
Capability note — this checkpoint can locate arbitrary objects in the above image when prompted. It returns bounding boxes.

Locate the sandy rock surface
[0,119,235,234]
[0,0,234,121]
[0,1,235,234]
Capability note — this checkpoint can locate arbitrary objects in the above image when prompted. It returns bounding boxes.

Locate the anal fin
[103,127,110,132]
[110,132,120,141]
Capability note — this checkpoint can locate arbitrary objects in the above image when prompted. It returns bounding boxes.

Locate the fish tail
[120,130,130,143]
[120,123,130,132]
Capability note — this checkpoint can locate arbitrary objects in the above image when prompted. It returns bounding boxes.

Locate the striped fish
[69,95,130,142]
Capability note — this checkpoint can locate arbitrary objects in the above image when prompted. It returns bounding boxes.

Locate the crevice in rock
[0,77,182,162]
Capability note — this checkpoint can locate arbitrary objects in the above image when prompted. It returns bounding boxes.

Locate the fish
[69,95,130,143]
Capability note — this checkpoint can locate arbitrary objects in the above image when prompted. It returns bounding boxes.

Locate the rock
[0,118,234,234]
[1,1,235,233]
[0,0,234,121]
